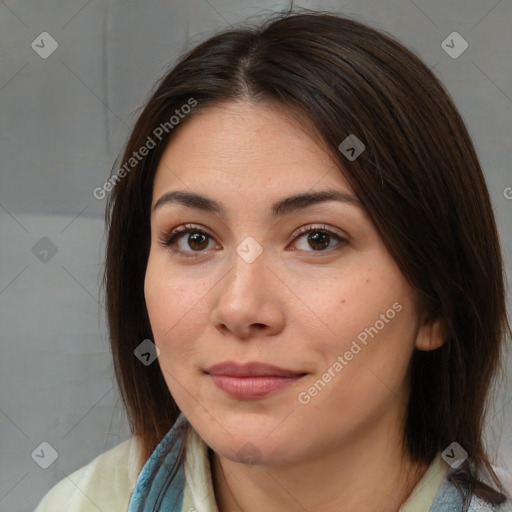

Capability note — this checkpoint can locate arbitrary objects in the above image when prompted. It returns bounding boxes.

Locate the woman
[35,10,511,512]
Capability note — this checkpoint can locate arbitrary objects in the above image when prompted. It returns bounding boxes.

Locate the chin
[190,416,301,466]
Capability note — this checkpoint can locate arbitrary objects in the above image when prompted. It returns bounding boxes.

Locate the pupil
[189,233,208,250]
[308,232,329,251]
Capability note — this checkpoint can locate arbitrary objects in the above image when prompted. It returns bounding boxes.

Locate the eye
[159,223,348,257]
[159,224,220,256]
[290,225,347,253]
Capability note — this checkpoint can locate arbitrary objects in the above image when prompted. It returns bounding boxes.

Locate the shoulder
[34,436,143,512]
[467,495,512,512]
[431,474,512,512]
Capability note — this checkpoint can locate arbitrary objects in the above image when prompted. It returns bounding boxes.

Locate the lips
[206,361,305,378]
[205,361,307,399]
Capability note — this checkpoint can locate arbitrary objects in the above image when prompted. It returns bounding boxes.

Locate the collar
[127,413,188,511]
[127,413,508,511]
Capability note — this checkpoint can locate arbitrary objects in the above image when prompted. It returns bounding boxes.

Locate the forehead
[152,101,353,200]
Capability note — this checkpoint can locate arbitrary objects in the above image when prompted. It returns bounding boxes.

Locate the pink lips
[206,362,306,399]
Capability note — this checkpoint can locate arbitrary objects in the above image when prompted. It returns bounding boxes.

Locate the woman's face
[144,101,438,465]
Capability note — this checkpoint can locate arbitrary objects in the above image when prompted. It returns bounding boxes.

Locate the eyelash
[158,223,348,258]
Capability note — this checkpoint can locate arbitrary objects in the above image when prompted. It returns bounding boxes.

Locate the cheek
[322,305,417,417]
[144,259,209,406]
[144,268,214,416]
[290,263,414,350]
[144,252,206,354]
[297,265,418,402]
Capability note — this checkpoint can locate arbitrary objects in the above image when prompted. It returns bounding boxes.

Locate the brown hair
[103,10,510,506]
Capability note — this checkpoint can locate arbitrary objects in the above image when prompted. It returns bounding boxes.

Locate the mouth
[205,361,308,399]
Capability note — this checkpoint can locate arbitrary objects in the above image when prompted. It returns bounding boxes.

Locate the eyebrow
[153,189,362,216]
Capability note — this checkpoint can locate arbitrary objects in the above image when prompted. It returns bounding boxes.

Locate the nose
[210,249,286,340]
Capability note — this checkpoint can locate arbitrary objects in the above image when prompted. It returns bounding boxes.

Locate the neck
[210,416,429,512]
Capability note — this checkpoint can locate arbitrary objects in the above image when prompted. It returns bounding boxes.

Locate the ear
[415,315,446,351]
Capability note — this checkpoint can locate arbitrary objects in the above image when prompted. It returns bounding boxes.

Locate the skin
[144,101,444,511]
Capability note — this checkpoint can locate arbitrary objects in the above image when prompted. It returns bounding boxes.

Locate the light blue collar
[126,412,510,511]
[127,413,188,512]
[430,474,512,511]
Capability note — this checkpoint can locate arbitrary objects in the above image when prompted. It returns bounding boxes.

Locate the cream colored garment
[33,435,143,511]
[34,424,448,512]
[181,426,449,512]
[399,454,449,511]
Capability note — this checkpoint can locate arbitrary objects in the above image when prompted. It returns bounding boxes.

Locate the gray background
[0,0,511,510]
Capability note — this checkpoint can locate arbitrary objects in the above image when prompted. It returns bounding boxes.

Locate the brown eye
[160,225,220,255]
[307,231,331,251]
[187,232,209,251]
[292,226,346,253]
